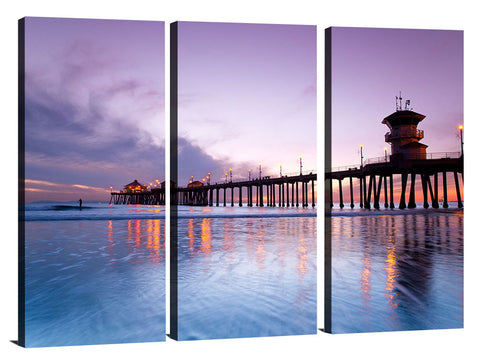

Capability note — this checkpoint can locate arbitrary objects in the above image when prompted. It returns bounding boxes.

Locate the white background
[1,1,478,359]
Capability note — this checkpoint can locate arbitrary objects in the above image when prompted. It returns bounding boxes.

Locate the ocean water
[23,201,165,347]
[25,199,458,342]
[175,205,317,340]
[329,206,463,333]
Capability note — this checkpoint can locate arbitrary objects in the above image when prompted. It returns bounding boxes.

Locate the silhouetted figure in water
[79,198,82,210]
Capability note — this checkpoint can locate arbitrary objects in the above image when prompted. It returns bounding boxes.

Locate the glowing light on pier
[459,125,464,156]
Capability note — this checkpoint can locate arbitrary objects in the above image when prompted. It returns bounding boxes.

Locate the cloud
[176,137,228,184]
[176,137,261,186]
[25,178,110,203]
[24,39,165,200]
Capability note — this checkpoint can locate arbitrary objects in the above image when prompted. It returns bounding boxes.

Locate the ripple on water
[330,212,463,333]
[24,219,166,347]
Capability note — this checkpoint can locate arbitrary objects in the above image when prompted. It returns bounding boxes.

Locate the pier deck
[326,155,463,209]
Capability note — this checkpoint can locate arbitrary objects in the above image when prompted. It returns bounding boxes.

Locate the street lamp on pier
[360,144,364,168]
[459,125,464,157]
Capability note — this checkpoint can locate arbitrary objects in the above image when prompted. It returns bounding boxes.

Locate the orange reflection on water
[127,219,141,248]
[146,219,154,252]
[127,220,133,249]
[188,219,195,257]
[107,220,116,263]
[107,220,113,242]
[144,219,164,263]
[110,219,165,265]
[200,218,212,256]
[134,219,141,248]
[384,237,398,309]
[144,208,163,213]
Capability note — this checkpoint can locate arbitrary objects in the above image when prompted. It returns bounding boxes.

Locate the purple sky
[24,17,165,202]
[177,22,316,185]
[331,27,463,168]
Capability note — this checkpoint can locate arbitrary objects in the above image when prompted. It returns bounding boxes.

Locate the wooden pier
[110,188,165,205]
[174,173,317,207]
[326,155,463,209]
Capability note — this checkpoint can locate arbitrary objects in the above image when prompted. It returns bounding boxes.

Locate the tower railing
[385,129,424,142]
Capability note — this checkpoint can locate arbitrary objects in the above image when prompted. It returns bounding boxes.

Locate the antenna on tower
[395,92,402,111]
[405,99,411,110]
[396,91,411,111]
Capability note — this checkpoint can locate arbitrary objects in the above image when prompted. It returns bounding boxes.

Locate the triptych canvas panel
[170,21,317,340]
[19,17,166,347]
[18,17,463,347]
[325,27,463,333]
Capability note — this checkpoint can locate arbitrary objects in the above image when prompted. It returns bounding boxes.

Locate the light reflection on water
[25,219,165,347]
[177,215,317,340]
[331,211,463,333]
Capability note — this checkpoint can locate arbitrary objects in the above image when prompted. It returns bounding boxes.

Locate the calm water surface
[176,205,317,340]
[330,208,463,333]
[24,202,165,347]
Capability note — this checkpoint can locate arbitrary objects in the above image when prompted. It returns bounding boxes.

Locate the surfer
[79,198,83,209]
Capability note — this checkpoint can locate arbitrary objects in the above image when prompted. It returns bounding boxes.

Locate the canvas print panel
[325,27,463,333]
[19,17,166,347]
[171,21,317,340]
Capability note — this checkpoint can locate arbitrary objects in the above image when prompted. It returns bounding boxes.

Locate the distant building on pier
[123,179,147,193]
[187,181,204,188]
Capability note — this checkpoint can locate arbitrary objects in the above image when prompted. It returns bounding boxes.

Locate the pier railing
[331,152,461,172]
[208,169,316,185]
[409,151,461,160]
[330,164,362,172]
